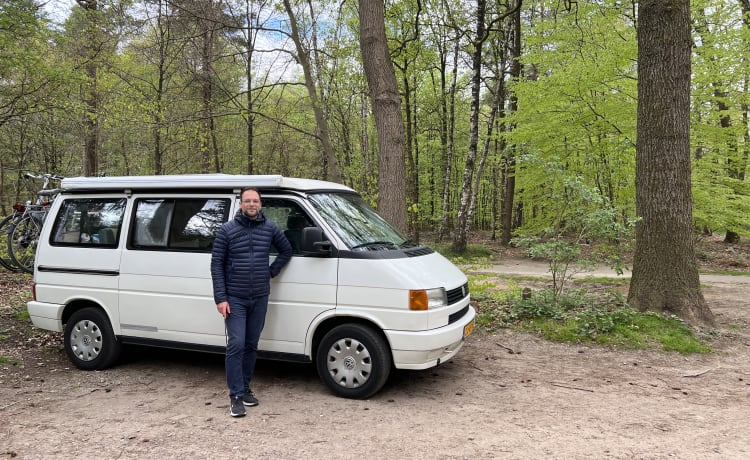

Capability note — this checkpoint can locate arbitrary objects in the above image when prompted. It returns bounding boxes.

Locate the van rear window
[131,198,230,251]
[51,198,127,247]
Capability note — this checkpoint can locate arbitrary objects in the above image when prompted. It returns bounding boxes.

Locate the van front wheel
[64,307,121,370]
[316,324,392,399]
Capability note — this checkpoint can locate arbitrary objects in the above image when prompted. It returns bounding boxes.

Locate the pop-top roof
[60,174,355,193]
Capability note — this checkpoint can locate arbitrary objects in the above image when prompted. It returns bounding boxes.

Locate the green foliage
[474,280,710,353]
[0,0,748,249]
[508,1,638,235]
[431,241,493,265]
[689,0,750,238]
[511,174,635,297]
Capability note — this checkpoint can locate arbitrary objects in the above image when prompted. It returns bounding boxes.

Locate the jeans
[224,295,269,398]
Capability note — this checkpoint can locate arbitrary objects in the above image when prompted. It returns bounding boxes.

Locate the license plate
[463,319,475,338]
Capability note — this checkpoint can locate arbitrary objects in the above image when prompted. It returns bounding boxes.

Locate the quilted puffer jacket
[211,210,292,303]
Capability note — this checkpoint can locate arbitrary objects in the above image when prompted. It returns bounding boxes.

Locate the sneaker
[243,390,259,407]
[230,396,246,417]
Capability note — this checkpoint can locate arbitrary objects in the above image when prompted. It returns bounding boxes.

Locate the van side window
[51,198,127,247]
[262,198,312,255]
[131,198,230,251]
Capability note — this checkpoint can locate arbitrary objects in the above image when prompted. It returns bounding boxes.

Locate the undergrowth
[472,278,710,354]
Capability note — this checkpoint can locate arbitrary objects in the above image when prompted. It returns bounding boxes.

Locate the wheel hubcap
[326,338,372,388]
[70,320,102,362]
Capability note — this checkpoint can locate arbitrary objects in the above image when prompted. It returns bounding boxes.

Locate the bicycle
[0,206,25,271]
[5,172,63,273]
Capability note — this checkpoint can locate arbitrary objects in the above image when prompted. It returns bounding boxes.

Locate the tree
[282,0,341,182]
[627,0,714,326]
[452,0,519,253]
[359,0,407,231]
[692,1,749,243]
[499,4,522,245]
[76,0,102,176]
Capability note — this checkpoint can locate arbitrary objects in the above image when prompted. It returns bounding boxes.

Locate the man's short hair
[240,187,261,200]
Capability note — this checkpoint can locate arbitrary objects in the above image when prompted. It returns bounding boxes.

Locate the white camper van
[28,174,474,398]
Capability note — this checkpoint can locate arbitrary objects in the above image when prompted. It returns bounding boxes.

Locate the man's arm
[210,228,229,304]
[269,226,293,277]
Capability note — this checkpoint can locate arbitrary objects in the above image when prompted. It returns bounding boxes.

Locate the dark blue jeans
[224,295,269,398]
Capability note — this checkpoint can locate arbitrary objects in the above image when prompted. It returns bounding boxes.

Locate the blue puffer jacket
[211,210,292,304]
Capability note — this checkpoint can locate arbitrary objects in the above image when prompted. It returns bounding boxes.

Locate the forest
[1,1,749,323]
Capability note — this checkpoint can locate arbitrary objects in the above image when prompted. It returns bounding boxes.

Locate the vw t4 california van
[28,174,475,398]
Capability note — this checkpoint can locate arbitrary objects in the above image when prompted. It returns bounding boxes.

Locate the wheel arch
[309,315,393,365]
[61,298,114,331]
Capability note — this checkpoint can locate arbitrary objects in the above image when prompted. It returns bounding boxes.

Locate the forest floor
[1,235,749,459]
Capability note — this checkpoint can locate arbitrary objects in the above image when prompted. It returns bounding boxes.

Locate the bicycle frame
[3,172,63,273]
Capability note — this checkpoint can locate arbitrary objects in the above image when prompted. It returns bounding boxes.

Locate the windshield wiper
[350,240,398,250]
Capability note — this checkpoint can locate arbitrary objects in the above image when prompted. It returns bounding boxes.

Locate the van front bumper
[27,301,64,332]
[386,305,476,370]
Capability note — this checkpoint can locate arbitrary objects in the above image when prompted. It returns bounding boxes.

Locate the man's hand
[217,301,230,318]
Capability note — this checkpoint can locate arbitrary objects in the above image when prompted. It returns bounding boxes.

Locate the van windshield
[308,193,414,251]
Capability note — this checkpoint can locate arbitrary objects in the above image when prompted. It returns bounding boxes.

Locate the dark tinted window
[131,198,230,251]
[51,198,127,247]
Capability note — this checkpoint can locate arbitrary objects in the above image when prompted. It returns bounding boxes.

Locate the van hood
[337,251,467,290]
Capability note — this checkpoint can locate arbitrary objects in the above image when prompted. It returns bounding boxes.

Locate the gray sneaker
[230,396,246,417]
[243,390,259,407]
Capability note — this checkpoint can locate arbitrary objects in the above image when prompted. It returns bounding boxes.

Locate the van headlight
[409,288,447,311]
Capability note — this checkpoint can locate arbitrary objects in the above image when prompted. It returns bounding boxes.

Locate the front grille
[446,282,469,305]
[448,305,469,324]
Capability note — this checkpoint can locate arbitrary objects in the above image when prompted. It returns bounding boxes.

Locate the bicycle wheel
[7,214,42,273]
[0,214,21,271]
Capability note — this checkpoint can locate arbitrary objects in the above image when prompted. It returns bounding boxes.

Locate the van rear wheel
[64,307,121,370]
[316,324,392,399]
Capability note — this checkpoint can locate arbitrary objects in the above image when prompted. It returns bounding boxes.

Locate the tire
[64,307,121,370]
[0,215,21,271]
[7,214,41,273]
[316,324,392,399]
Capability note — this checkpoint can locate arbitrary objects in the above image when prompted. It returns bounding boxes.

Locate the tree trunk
[452,0,487,253]
[467,75,502,230]
[358,0,407,232]
[78,0,99,177]
[199,6,214,174]
[500,6,521,246]
[245,1,256,175]
[283,0,341,183]
[152,0,169,175]
[437,39,460,242]
[628,0,714,327]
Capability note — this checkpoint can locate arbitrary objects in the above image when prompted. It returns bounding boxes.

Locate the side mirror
[301,227,332,255]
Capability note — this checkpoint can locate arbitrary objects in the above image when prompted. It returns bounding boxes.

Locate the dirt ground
[1,237,750,459]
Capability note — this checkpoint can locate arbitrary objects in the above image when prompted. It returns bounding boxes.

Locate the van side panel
[118,251,223,344]
[265,256,338,354]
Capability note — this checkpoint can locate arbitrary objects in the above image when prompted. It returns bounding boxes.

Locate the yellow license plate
[463,319,475,338]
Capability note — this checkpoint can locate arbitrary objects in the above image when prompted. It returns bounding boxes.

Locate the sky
[41,0,74,20]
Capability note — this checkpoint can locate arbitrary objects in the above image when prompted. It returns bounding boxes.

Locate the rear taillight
[31,282,37,301]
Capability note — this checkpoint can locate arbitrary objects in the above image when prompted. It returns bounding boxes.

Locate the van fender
[60,295,121,335]
[303,307,391,358]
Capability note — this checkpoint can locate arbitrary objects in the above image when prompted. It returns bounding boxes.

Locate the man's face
[240,190,262,219]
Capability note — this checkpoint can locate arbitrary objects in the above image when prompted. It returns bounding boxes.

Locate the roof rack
[60,174,353,193]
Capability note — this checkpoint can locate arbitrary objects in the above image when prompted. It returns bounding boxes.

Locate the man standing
[211,187,292,417]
